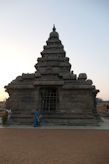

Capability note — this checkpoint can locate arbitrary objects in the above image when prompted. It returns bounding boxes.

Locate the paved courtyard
[0,128,109,164]
[0,117,109,164]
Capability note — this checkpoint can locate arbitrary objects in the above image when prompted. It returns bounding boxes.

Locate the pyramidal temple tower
[5,26,101,125]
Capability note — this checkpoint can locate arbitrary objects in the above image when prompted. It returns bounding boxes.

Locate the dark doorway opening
[40,88,57,112]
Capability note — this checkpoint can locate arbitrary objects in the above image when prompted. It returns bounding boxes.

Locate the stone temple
[5,26,100,125]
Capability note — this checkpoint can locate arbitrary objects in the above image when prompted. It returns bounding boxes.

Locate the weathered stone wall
[7,89,36,112]
[59,89,95,114]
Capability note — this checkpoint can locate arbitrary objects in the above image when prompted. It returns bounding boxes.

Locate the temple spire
[53,24,56,31]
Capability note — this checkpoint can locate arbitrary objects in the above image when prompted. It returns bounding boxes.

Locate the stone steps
[10,111,101,126]
[10,110,34,125]
[41,112,99,119]
[41,114,101,126]
[11,116,34,125]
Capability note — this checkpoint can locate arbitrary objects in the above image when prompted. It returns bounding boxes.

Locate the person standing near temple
[2,109,8,125]
[34,111,40,127]
[7,109,12,124]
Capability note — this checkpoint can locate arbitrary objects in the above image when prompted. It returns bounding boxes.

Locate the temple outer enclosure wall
[5,26,101,125]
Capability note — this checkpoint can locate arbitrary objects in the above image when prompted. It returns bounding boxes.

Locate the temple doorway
[40,88,57,112]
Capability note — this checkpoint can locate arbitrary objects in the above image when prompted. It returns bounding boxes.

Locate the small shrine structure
[5,26,100,125]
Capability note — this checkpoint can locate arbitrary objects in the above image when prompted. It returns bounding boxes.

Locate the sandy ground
[0,129,109,164]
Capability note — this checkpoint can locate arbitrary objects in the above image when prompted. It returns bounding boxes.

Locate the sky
[0,0,109,101]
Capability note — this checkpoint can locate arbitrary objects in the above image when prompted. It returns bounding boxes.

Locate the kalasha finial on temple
[53,24,56,31]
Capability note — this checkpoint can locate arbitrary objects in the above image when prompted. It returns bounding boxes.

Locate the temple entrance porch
[40,87,58,113]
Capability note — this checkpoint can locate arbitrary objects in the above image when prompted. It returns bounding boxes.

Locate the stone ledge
[62,85,94,89]
[34,81,64,86]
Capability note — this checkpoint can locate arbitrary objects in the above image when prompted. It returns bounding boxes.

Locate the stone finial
[53,24,56,31]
